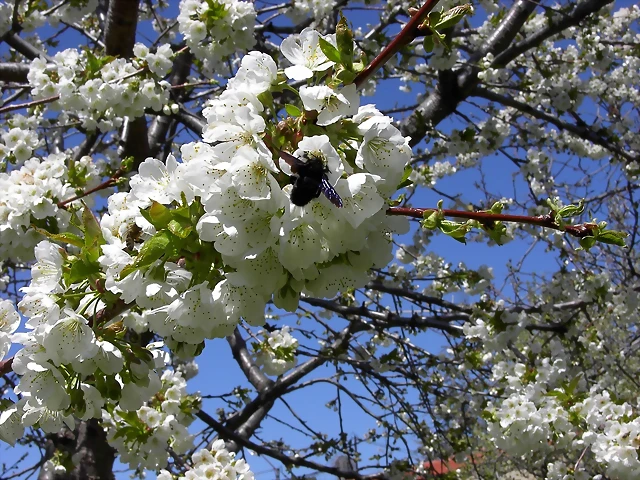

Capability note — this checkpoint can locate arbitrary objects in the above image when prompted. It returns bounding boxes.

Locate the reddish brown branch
[354,0,441,89]
[0,94,59,114]
[387,206,598,238]
[57,167,129,208]
[0,356,13,377]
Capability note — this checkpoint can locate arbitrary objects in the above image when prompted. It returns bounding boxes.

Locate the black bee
[279,150,343,208]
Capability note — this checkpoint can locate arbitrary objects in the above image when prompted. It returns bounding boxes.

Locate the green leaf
[488,201,504,214]
[422,35,434,53]
[202,0,228,25]
[121,156,135,173]
[336,13,354,71]
[438,220,469,244]
[566,373,583,396]
[82,203,105,261]
[546,390,569,401]
[578,236,597,250]
[546,197,561,213]
[336,68,357,84]
[85,50,101,76]
[596,229,628,247]
[318,37,341,64]
[148,201,173,228]
[421,210,440,230]
[484,221,507,245]
[285,104,302,117]
[428,10,442,23]
[557,200,585,219]
[167,219,193,239]
[132,231,172,269]
[434,4,474,30]
[67,259,101,285]
[397,165,414,189]
[31,227,84,248]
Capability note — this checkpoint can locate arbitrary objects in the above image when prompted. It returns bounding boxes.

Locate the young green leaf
[319,37,341,64]
[596,229,628,247]
[285,104,302,117]
[434,4,474,30]
[336,13,354,71]
[557,200,585,219]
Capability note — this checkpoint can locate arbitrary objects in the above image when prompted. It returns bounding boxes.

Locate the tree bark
[37,420,116,480]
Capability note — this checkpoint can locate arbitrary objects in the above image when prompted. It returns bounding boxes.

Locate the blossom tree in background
[0,0,637,479]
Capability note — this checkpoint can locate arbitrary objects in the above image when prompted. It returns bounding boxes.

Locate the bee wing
[279,150,303,174]
[321,176,343,208]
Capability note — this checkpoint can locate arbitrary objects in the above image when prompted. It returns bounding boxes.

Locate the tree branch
[387,206,599,239]
[473,86,634,162]
[196,410,385,480]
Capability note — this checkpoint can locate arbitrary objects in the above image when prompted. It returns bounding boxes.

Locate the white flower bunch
[27,46,172,131]
[103,370,199,471]
[0,1,44,37]
[254,326,299,376]
[93,29,411,349]
[0,300,20,363]
[48,0,99,27]
[573,390,640,478]
[0,153,102,261]
[286,0,337,24]
[0,241,170,443]
[157,439,255,480]
[2,27,413,442]
[177,0,256,74]
[0,126,41,163]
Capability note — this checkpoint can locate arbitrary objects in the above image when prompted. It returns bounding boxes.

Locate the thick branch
[302,296,465,336]
[473,86,634,162]
[400,0,614,146]
[37,419,116,480]
[103,0,139,58]
[0,62,29,83]
[3,33,51,61]
[492,0,614,68]
[176,108,206,136]
[227,328,274,392]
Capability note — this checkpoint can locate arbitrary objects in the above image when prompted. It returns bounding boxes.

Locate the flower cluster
[487,391,570,457]
[464,268,640,478]
[0,1,45,37]
[0,241,169,444]
[286,0,337,24]
[27,46,172,131]
[48,0,98,27]
[0,125,40,164]
[103,369,200,471]
[96,29,411,350]
[253,326,299,376]
[157,439,255,480]
[2,27,413,447]
[0,153,100,261]
[0,300,20,363]
[177,0,256,74]
[573,390,640,478]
